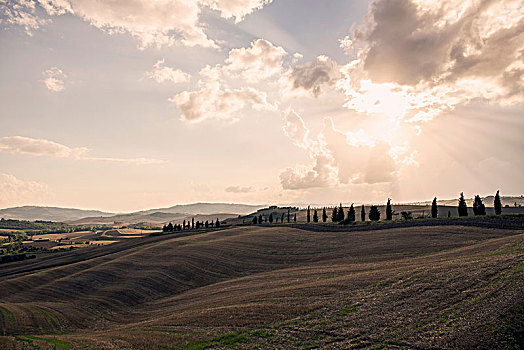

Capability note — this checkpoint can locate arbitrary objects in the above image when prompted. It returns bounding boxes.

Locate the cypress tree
[167,222,174,231]
[287,209,291,223]
[473,195,486,215]
[192,218,195,229]
[307,206,311,223]
[183,219,186,230]
[269,213,274,223]
[322,207,328,222]
[369,205,380,221]
[494,190,502,215]
[458,192,468,216]
[313,209,318,222]
[216,218,220,227]
[281,213,285,222]
[338,203,345,221]
[253,216,258,224]
[431,197,438,218]
[332,207,338,222]
[347,204,355,223]
[361,205,366,222]
[294,213,297,222]
[386,198,393,220]
[259,214,263,223]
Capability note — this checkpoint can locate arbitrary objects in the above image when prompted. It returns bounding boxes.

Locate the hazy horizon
[1,0,523,212]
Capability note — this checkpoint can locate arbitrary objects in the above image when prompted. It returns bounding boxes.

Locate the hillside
[136,202,265,216]
[0,216,522,349]
[0,203,264,225]
[0,206,114,222]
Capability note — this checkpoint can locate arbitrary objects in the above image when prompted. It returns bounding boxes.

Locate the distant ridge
[406,195,524,207]
[0,206,114,222]
[0,203,265,223]
[136,202,265,216]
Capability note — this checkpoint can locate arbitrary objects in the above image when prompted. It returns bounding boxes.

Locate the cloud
[146,59,191,84]
[225,185,255,193]
[2,0,273,49]
[0,136,164,164]
[279,110,338,189]
[42,67,66,92]
[0,0,50,35]
[203,0,273,23]
[0,174,50,207]
[337,0,524,122]
[286,55,341,97]
[170,82,276,122]
[279,110,399,190]
[225,39,287,81]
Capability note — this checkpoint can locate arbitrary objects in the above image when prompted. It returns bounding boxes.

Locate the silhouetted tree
[281,213,285,223]
[192,218,195,229]
[216,218,220,227]
[269,213,274,223]
[287,209,290,223]
[494,190,502,215]
[167,222,174,231]
[369,205,380,221]
[332,207,338,222]
[338,203,345,221]
[473,195,486,215]
[448,211,451,217]
[386,198,393,220]
[431,197,438,218]
[401,211,412,220]
[259,214,263,223]
[162,224,167,232]
[322,207,327,222]
[347,204,355,223]
[313,209,318,222]
[294,213,297,222]
[458,192,468,217]
[183,220,186,230]
[361,205,366,222]
[253,216,258,224]
[307,206,311,223]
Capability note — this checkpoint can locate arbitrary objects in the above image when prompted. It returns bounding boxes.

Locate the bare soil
[0,216,522,349]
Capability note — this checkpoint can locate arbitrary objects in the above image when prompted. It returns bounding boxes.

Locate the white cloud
[0,0,49,35]
[147,59,191,84]
[170,82,276,122]
[0,136,164,164]
[203,0,273,23]
[42,67,66,92]
[337,0,524,122]
[225,185,255,193]
[279,110,338,190]
[279,110,399,190]
[2,0,274,49]
[0,174,50,207]
[225,39,287,81]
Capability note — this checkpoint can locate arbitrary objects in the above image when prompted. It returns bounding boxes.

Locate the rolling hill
[0,215,522,349]
[0,203,265,225]
[0,206,114,222]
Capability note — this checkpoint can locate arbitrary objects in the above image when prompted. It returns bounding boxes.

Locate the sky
[0,0,523,213]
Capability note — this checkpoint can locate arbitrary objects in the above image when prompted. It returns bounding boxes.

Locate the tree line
[162,218,221,232]
[249,190,504,225]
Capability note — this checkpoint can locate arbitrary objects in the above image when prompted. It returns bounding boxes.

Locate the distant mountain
[136,203,265,216]
[0,206,114,222]
[0,203,265,225]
